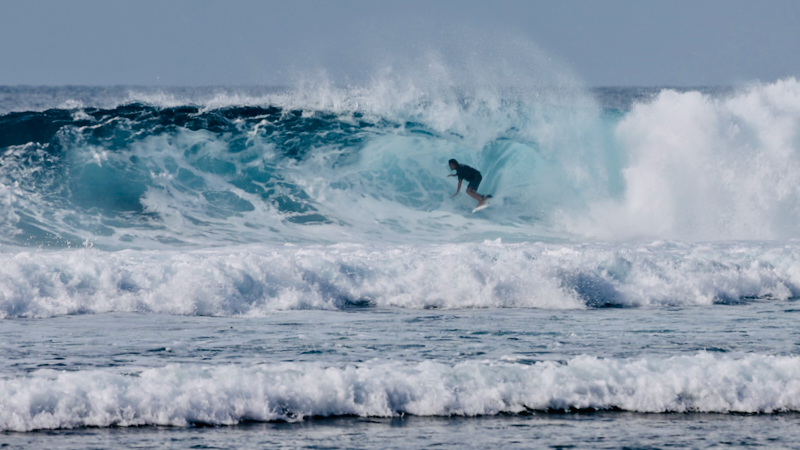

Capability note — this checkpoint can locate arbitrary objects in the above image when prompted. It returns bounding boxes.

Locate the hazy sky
[2,0,799,87]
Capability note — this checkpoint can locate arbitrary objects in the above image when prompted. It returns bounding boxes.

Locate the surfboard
[472,201,491,213]
[472,195,493,213]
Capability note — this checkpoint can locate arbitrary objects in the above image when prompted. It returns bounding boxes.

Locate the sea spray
[571,78,800,240]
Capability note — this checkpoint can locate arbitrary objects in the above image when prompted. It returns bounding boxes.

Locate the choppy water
[2,75,800,448]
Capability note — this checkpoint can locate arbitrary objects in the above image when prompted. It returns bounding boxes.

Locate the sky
[1,0,799,87]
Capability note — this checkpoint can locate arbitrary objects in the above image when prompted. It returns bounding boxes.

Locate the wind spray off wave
[572,78,800,240]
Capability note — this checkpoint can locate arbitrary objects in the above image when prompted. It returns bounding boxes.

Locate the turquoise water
[3,80,800,448]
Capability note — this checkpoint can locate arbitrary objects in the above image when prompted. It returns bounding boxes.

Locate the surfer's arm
[451,179,462,197]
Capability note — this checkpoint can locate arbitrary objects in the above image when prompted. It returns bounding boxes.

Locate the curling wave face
[0,80,612,249]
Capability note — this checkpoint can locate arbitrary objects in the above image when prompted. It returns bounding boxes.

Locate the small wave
[2,241,799,319]
[2,353,799,431]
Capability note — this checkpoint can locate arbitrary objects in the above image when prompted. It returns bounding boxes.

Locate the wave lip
[1,353,798,432]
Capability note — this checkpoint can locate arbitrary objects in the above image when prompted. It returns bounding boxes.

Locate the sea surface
[2,77,800,449]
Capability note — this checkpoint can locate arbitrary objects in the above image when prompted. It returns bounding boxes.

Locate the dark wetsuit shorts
[467,174,482,191]
[456,164,483,192]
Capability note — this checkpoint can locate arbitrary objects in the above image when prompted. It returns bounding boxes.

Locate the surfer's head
[448,159,458,170]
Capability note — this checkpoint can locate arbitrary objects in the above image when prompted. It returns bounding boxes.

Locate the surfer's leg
[467,188,486,206]
[466,179,485,205]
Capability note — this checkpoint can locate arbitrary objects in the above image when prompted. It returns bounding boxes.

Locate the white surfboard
[472,201,491,213]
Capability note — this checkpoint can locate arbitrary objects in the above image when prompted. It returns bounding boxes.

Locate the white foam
[570,78,800,241]
[1,353,798,431]
[2,240,799,319]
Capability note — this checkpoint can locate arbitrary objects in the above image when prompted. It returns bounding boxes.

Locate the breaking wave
[3,353,799,431]
[3,240,800,318]
[2,78,800,250]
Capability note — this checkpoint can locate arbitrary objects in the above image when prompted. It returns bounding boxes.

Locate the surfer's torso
[455,164,481,182]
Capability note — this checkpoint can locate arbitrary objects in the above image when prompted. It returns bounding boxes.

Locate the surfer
[448,159,491,208]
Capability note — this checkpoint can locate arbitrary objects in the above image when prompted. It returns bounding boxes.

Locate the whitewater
[3,71,800,448]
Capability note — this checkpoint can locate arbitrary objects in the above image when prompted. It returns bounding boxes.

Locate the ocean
[2,78,800,448]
